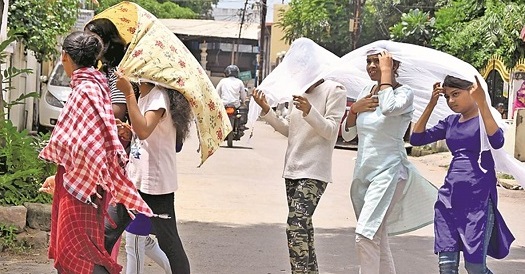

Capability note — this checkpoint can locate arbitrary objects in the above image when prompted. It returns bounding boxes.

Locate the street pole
[257,0,267,85]
[351,0,366,50]
[231,0,249,64]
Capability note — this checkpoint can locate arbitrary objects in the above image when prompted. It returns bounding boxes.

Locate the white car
[38,62,71,131]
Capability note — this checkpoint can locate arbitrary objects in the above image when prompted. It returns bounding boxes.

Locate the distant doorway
[486,70,507,111]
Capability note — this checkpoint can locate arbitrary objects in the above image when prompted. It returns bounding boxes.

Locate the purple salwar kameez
[410,115,514,264]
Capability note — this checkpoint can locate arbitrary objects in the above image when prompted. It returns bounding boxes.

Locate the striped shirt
[108,67,127,104]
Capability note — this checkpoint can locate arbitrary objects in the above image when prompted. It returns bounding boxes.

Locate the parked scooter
[225,104,248,147]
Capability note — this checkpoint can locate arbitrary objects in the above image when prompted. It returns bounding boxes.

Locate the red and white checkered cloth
[49,166,122,274]
[39,67,153,216]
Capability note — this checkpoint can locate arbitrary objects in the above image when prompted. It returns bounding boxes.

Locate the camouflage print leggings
[285,178,328,274]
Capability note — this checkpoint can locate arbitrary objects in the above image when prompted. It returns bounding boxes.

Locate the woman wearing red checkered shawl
[38,31,154,274]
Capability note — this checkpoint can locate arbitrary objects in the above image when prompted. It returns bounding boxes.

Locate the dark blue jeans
[104,192,190,274]
[438,199,495,274]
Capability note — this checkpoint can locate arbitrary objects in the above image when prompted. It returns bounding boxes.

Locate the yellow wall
[269,4,290,70]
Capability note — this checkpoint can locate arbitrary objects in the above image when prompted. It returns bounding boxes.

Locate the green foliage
[164,0,218,18]
[0,33,17,119]
[277,0,353,56]
[358,3,389,47]
[7,0,79,62]
[359,0,525,69]
[431,0,525,69]
[390,9,435,46]
[0,120,55,206]
[1,63,37,112]
[95,0,197,19]
[0,31,54,206]
[497,172,515,180]
[1,32,40,122]
[1,32,39,118]
[358,0,442,47]
[0,224,21,251]
[3,90,39,110]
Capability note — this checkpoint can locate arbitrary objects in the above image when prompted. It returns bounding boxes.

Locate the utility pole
[231,0,249,64]
[257,0,267,85]
[351,0,366,50]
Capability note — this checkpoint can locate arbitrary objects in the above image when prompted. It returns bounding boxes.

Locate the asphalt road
[1,120,524,274]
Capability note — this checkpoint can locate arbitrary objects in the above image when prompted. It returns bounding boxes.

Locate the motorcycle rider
[217,64,247,108]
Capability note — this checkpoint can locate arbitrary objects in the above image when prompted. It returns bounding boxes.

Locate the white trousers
[125,232,172,274]
[355,179,406,274]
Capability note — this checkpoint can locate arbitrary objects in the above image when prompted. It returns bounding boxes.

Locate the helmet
[224,65,240,78]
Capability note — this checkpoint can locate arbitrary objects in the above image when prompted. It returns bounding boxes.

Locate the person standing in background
[512,83,525,118]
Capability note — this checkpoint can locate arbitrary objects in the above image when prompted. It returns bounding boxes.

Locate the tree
[357,0,442,47]
[95,0,198,19]
[277,0,353,56]
[7,0,79,62]
[276,0,445,53]
[167,0,219,19]
[432,0,525,69]
[390,9,435,47]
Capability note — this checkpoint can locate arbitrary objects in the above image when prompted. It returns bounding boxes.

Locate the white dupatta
[247,37,371,128]
[341,40,525,187]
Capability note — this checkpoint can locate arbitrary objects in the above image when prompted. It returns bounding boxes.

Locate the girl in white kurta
[341,50,437,274]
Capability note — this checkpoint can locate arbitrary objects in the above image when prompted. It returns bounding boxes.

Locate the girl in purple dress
[410,75,515,274]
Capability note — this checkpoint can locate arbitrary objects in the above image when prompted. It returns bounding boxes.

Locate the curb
[498,178,523,190]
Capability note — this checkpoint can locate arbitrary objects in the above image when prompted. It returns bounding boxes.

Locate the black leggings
[104,192,190,274]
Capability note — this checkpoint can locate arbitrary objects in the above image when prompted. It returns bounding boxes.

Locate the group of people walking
[35,12,522,274]
[250,39,521,274]
[39,18,191,274]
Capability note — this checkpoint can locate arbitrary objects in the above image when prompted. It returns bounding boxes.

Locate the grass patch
[497,172,515,180]
[0,224,26,252]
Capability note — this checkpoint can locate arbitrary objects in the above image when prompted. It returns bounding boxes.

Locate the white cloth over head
[341,40,489,128]
[341,40,525,188]
[247,37,371,128]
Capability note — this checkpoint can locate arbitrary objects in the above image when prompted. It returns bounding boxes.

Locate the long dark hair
[166,89,193,147]
[84,18,127,71]
[62,31,103,68]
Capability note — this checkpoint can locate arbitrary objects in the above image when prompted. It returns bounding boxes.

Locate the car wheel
[37,124,50,135]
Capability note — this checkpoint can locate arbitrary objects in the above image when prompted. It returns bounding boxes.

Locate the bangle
[379,83,393,88]
[125,94,134,100]
[350,106,358,115]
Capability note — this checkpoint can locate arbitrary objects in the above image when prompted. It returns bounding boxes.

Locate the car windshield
[49,64,71,87]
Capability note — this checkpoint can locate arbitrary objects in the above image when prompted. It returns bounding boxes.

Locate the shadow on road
[219,145,253,150]
[179,221,525,274]
[2,221,524,274]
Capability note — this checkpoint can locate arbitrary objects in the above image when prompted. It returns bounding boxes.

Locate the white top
[261,80,347,183]
[128,87,179,194]
[216,76,246,108]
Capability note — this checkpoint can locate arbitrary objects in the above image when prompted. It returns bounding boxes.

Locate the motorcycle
[225,104,248,147]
